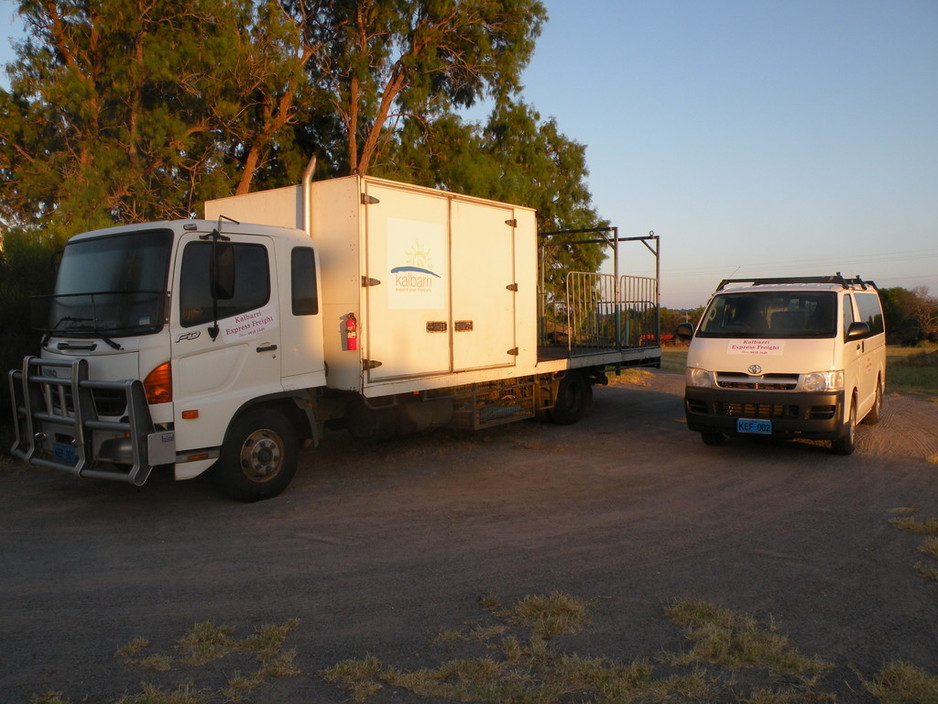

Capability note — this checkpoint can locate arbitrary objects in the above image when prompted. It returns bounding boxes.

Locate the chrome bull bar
[8,356,175,486]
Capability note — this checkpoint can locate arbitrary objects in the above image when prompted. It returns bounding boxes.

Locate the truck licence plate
[53,443,77,465]
[737,418,772,435]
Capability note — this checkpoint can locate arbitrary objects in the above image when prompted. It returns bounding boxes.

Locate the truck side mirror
[845,321,870,341]
[676,322,694,341]
[211,242,235,300]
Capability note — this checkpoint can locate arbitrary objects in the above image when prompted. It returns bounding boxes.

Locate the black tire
[701,431,726,446]
[216,407,298,502]
[549,372,593,425]
[831,396,857,456]
[862,380,883,426]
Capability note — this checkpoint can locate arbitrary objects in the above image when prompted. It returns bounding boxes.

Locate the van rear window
[697,292,837,338]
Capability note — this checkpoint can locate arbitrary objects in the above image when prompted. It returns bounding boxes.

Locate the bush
[0,230,59,447]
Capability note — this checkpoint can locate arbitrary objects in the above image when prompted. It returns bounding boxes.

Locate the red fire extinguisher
[345,313,357,351]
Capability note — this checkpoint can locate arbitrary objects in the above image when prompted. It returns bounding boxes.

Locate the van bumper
[684,387,847,441]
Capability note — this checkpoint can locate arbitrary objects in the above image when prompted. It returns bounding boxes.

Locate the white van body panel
[682,276,885,453]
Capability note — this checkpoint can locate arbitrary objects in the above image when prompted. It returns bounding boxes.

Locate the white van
[677,275,886,455]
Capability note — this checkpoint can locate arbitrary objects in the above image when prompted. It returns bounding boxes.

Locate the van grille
[716,373,798,391]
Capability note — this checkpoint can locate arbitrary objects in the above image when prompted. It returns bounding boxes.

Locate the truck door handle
[256,344,278,353]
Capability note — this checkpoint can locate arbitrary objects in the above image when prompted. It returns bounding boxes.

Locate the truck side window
[291,247,319,316]
[180,242,270,327]
[855,293,884,335]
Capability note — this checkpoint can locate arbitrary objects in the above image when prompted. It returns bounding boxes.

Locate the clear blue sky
[2,1,936,307]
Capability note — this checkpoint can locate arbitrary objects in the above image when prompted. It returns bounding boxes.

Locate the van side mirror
[676,322,694,341]
[845,321,870,341]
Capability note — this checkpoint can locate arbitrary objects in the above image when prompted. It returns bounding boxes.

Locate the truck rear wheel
[217,408,298,502]
[549,372,592,425]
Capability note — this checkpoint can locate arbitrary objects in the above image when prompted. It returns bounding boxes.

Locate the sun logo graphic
[391,240,441,288]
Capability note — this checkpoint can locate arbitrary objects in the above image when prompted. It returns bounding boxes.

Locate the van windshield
[697,291,837,338]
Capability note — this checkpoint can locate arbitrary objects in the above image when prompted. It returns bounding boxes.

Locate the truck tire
[549,372,592,425]
[831,396,857,456]
[217,407,298,502]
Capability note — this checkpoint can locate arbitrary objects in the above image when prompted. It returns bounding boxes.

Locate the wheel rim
[239,429,284,482]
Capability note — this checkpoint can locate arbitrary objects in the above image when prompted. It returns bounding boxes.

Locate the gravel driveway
[2,371,937,702]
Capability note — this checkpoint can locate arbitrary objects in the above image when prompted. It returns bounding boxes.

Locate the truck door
[170,232,282,453]
[450,199,517,371]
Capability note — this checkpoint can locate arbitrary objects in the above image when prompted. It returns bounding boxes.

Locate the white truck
[9,165,661,500]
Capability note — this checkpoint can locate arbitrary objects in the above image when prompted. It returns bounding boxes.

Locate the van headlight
[802,370,844,392]
[686,367,714,388]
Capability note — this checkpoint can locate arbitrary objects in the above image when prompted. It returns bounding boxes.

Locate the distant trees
[881,286,938,345]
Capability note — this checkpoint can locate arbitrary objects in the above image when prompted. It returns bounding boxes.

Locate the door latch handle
[256,344,278,353]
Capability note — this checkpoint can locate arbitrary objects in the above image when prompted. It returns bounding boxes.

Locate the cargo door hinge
[362,276,381,287]
[361,194,380,205]
[505,218,517,227]
[507,347,519,356]
[506,283,518,292]
[363,359,383,370]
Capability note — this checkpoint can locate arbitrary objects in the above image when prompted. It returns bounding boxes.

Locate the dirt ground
[2,370,938,703]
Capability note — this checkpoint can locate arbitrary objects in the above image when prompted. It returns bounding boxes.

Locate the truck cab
[678,275,886,454]
[9,220,325,497]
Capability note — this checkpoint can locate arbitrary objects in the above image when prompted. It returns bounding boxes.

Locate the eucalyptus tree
[292,0,547,175]
[0,0,313,238]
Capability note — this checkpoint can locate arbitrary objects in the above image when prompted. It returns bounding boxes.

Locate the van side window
[855,293,885,335]
[291,247,319,316]
[180,241,270,327]
[842,294,856,340]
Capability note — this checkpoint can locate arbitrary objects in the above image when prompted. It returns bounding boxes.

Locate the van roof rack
[715,274,877,292]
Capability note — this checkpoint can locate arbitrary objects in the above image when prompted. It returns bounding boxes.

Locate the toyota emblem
[748,364,763,375]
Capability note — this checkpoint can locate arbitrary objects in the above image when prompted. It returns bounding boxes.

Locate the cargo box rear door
[450,200,517,371]
[364,182,451,381]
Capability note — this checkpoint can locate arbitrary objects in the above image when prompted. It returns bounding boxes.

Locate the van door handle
[257,344,278,353]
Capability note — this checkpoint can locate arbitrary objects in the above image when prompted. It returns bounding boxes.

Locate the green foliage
[0,0,316,237]
[880,286,938,345]
[294,0,547,174]
[0,230,58,437]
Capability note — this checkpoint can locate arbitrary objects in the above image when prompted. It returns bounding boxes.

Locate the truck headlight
[686,367,714,388]
[802,370,844,392]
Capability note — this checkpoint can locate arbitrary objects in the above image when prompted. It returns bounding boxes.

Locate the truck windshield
[34,229,173,338]
[697,291,836,338]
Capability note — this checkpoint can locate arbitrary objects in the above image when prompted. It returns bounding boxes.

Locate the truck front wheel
[217,408,298,502]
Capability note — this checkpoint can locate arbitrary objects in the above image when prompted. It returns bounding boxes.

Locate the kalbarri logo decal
[387,218,446,310]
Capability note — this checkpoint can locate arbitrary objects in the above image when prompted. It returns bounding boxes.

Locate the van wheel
[862,381,883,425]
[217,408,298,502]
[549,372,592,425]
[701,432,726,446]
[831,398,857,456]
